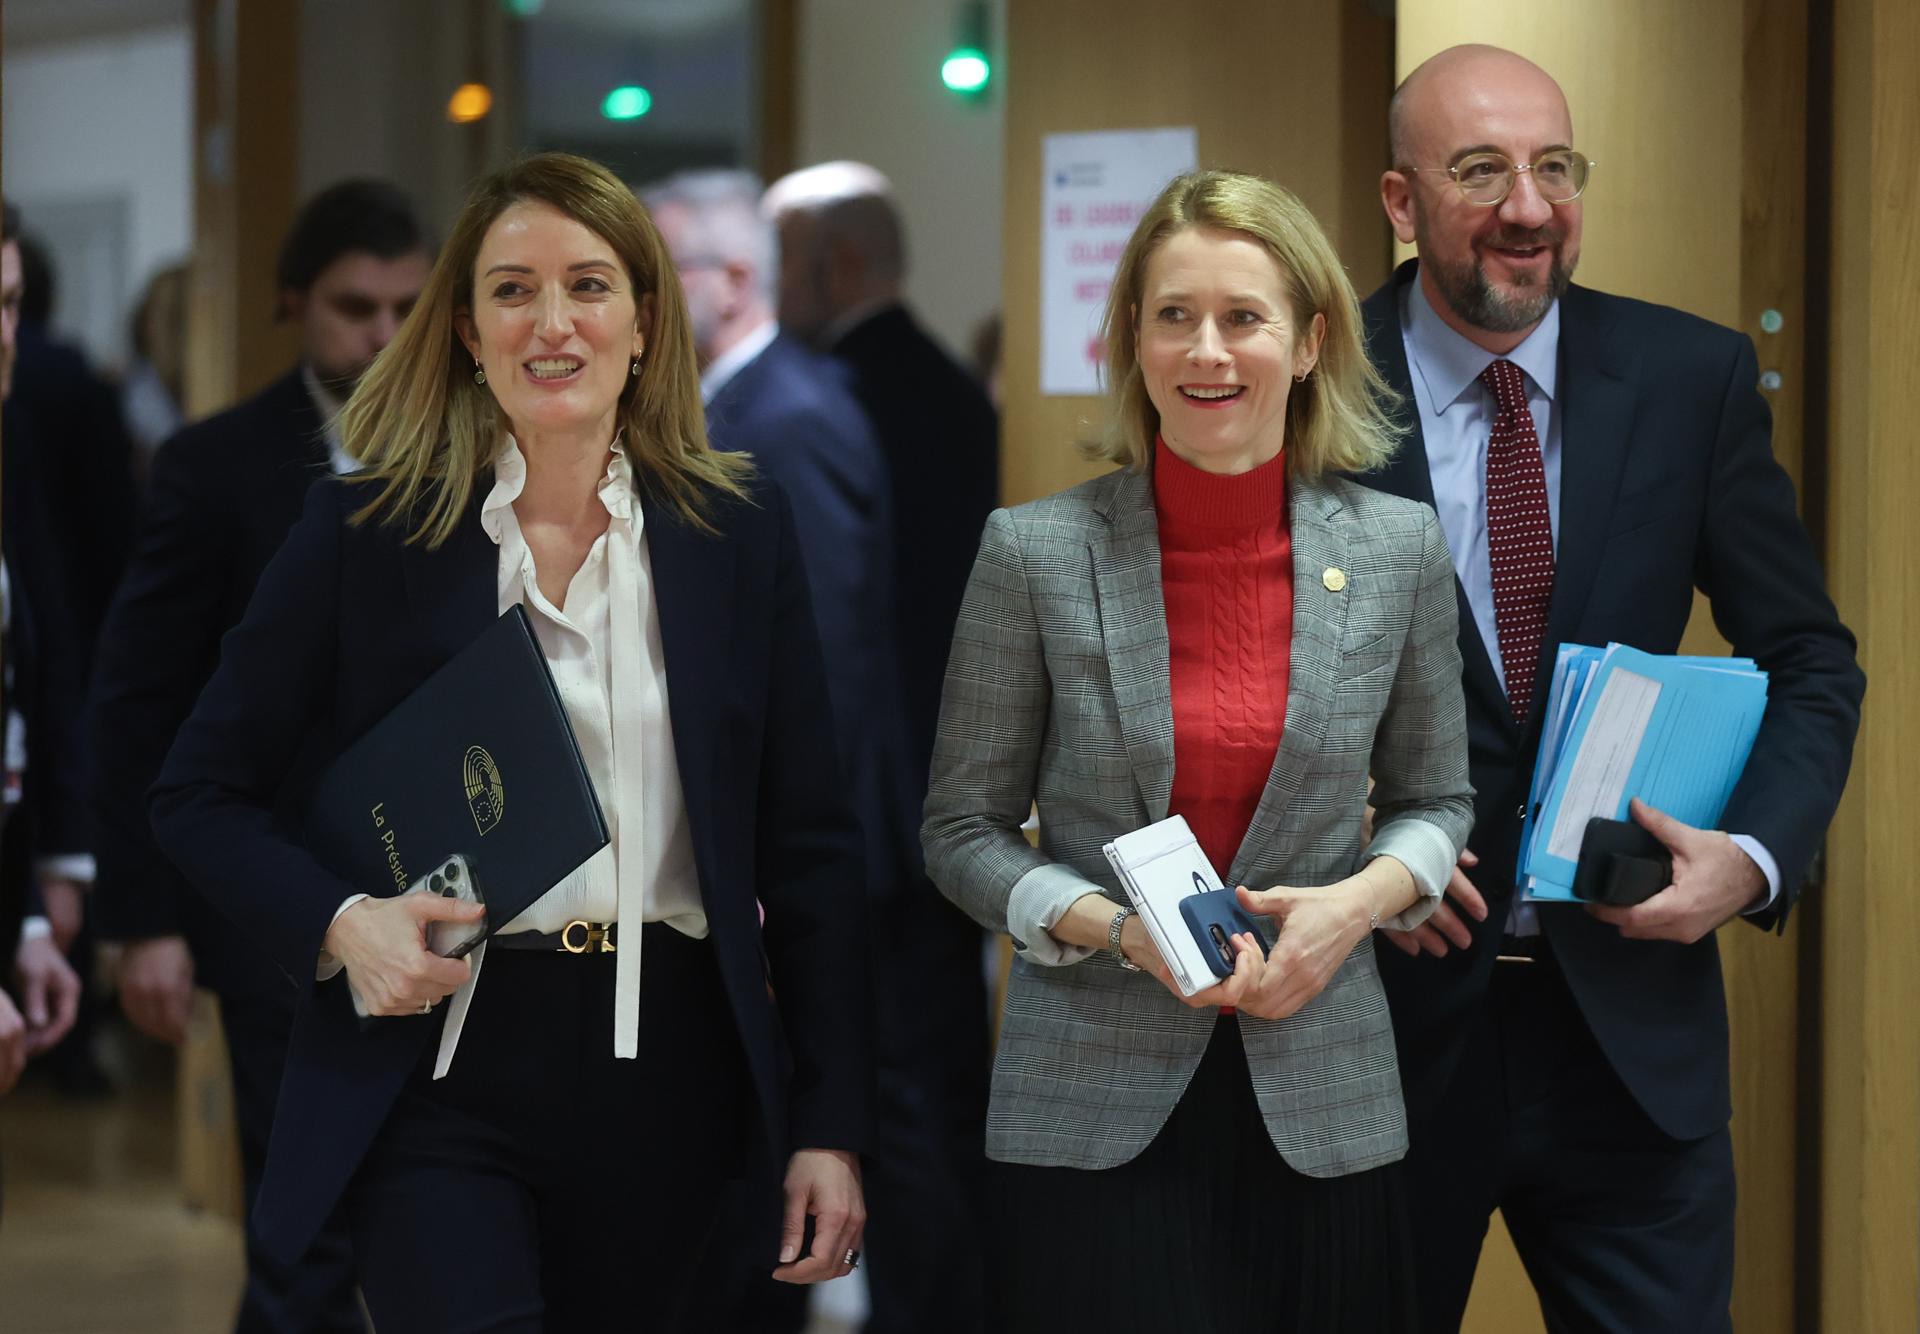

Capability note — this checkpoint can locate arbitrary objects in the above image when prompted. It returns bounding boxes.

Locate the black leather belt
[1495,934,1551,965]
[487,920,618,954]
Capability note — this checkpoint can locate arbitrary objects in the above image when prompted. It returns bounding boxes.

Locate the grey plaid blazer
[923,465,1473,1178]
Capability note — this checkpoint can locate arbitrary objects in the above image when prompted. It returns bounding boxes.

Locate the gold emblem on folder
[463,745,505,836]
[1322,567,1347,592]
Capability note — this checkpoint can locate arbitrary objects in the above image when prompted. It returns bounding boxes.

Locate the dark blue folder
[305,606,609,934]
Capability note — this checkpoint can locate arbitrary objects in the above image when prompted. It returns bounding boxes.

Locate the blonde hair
[340,152,753,547]
[1087,170,1401,479]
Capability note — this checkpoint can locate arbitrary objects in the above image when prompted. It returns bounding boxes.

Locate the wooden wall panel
[1817,0,1920,1326]
[1000,0,1392,508]
[186,0,301,417]
[1392,4,1805,1331]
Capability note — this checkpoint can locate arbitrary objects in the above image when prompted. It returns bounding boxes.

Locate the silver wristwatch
[1109,905,1142,971]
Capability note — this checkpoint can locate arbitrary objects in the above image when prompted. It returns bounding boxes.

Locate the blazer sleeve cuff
[314,893,370,981]
[1365,819,1458,931]
[1007,863,1103,967]
[33,853,96,885]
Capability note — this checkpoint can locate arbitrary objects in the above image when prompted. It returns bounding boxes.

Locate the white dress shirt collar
[699,319,779,405]
[298,363,360,476]
[1404,274,1561,413]
[480,432,637,541]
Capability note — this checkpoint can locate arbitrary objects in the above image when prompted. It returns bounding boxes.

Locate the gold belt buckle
[560,920,616,954]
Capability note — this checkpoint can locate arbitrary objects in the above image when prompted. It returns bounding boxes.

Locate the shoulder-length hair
[1085,170,1401,480]
[339,152,753,547]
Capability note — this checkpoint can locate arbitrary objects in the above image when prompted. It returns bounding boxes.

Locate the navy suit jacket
[89,368,328,998]
[830,305,999,788]
[1362,261,1864,1141]
[150,468,874,1266]
[707,333,920,898]
[1,550,59,958]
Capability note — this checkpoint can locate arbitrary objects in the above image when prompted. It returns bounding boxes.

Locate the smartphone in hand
[1180,889,1266,978]
[416,854,488,959]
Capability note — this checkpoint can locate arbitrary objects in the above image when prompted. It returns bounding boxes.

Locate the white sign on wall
[1040,127,1198,397]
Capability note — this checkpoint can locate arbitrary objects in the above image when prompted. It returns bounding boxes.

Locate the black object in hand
[1573,817,1673,906]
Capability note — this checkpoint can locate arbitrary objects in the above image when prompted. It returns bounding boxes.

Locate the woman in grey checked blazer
[923,171,1474,1332]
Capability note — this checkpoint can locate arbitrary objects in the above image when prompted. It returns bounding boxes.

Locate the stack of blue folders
[1519,644,1769,902]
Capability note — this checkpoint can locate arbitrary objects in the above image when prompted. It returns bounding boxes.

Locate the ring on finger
[843,1248,861,1268]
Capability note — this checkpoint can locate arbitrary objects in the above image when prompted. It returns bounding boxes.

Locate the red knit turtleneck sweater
[1153,436,1294,881]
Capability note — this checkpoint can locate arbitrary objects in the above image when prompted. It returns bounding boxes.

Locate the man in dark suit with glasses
[1359,43,1863,1334]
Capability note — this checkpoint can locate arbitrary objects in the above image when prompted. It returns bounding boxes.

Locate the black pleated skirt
[987,1016,1418,1334]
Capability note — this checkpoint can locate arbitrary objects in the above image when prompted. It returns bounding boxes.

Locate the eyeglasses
[1404,149,1594,206]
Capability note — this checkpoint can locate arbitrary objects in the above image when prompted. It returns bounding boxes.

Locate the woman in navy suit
[151,153,872,1331]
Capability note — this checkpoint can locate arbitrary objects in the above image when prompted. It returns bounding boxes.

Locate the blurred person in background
[764,162,999,795]
[122,261,191,472]
[969,311,1002,410]
[0,199,85,1118]
[764,160,996,1332]
[647,166,925,1331]
[3,230,142,1094]
[7,231,139,640]
[148,152,872,1331]
[88,179,431,1334]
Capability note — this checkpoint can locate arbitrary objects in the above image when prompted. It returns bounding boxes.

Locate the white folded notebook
[1102,815,1226,997]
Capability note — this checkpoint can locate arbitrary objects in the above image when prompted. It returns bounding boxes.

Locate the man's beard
[1420,218,1575,334]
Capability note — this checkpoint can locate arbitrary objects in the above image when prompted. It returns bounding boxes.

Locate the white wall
[794,0,1005,361]
[1,23,193,366]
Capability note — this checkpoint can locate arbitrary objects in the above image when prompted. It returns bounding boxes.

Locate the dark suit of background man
[7,228,143,1094]
[0,198,85,1119]
[647,166,985,1334]
[1358,45,1864,1334]
[760,161,998,1333]
[87,180,432,1334]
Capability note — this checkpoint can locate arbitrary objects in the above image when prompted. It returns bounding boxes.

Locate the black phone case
[1572,817,1673,906]
[1180,889,1267,978]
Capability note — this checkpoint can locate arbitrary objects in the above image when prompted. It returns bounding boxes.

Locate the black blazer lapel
[642,493,738,889]
[1361,263,1512,733]
[1542,285,1638,668]
[398,485,498,664]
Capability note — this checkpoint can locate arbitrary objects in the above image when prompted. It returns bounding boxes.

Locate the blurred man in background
[0,198,86,1117]
[648,165,924,1330]
[88,179,430,1334]
[3,228,143,1094]
[764,160,997,1334]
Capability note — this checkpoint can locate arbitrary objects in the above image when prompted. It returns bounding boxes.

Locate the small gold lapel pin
[1322,567,1347,592]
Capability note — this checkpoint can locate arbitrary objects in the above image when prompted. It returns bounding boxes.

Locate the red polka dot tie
[1480,358,1554,723]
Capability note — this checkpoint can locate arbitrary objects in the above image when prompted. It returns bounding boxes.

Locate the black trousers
[224,988,366,1334]
[1402,950,1736,1334]
[343,926,753,1333]
[989,1017,1417,1334]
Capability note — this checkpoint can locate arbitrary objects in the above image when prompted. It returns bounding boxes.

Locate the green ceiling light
[940,48,991,94]
[941,1,992,98]
[601,85,653,120]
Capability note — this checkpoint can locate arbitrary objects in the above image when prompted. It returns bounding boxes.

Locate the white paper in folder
[1102,815,1224,997]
